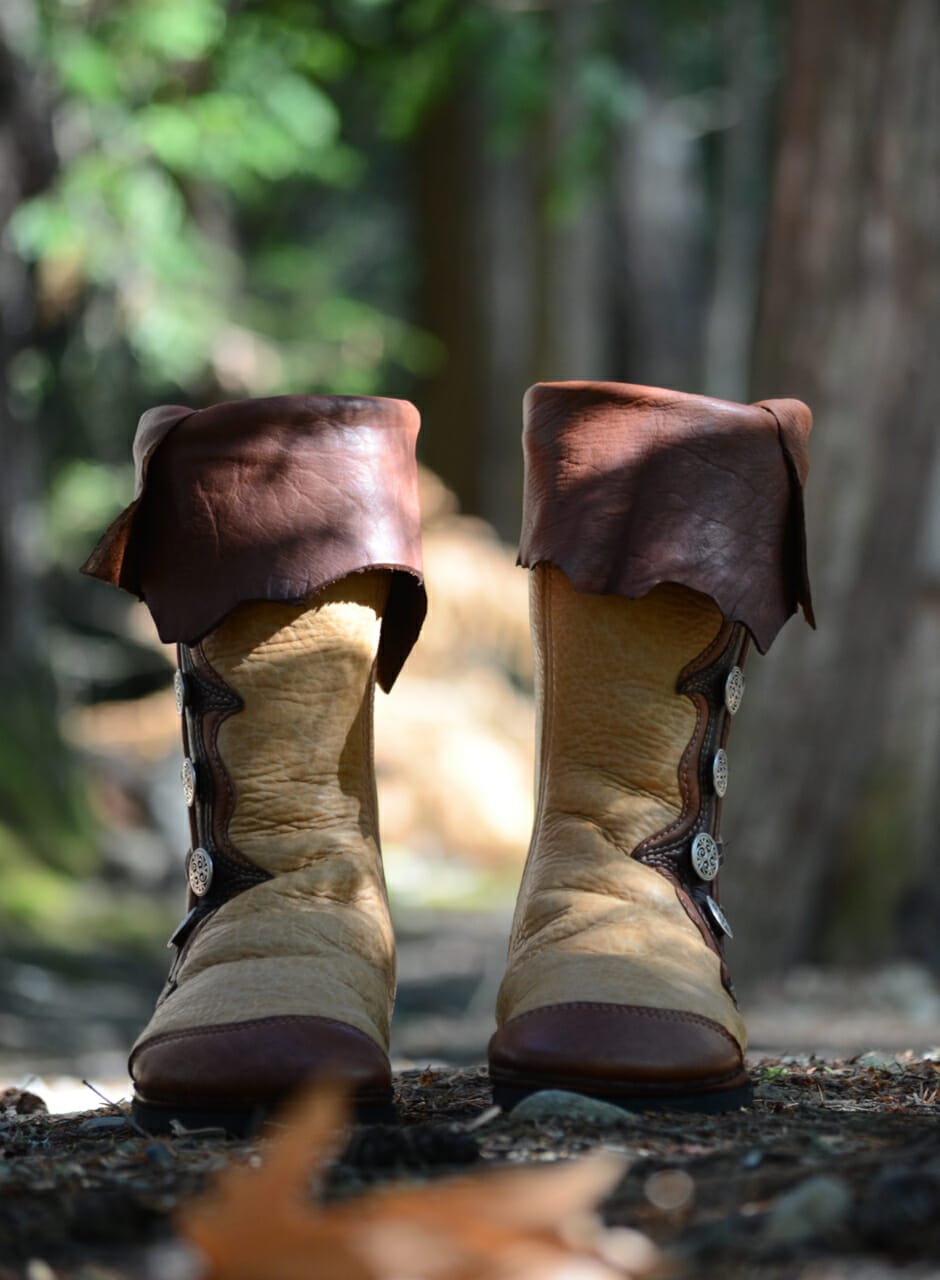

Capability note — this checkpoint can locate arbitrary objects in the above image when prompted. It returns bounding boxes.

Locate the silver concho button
[181,757,197,807]
[712,748,729,797]
[187,847,214,897]
[173,670,187,716]
[706,894,733,938]
[691,832,721,881]
[724,666,745,716]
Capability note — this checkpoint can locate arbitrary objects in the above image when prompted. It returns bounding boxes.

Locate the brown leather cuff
[519,381,814,652]
[81,395,426,690]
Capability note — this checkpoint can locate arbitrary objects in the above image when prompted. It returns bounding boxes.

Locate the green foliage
[0,0,772,943]
[11,0,437,398]
[44,459,132,566]
[761,1065,788,1083]
[0,823,74,928]
[0,673,97,877]
[8,0,686,409]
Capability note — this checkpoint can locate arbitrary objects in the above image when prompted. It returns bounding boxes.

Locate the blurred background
[2,0,940,1096]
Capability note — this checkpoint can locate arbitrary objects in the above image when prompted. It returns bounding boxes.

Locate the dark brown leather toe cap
[131,1015,391,1109]
[488,1002,746,1101]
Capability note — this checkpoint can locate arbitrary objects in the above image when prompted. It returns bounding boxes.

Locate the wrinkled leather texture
[131,574,397,1095]
[490,1004,746,1095]
[81,395,426,691]
[132,1016,392,1108]
[493,568,747,1089]
[519,381,814,654]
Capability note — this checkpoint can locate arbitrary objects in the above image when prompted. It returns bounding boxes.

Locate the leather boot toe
[489,1002,751,1111]
[131,1015,393,1130]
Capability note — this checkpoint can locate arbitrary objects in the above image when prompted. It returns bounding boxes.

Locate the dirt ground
[1,1054,939,1279]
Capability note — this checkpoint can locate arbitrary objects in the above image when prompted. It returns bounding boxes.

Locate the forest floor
[1,1054,939,1278]
[2,914,940,1277]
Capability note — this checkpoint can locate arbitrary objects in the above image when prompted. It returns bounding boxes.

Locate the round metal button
[712,748,729,797]
[724,666,745,716]
[691,832,721,881]
[706,894,733,938]
[187,847,214,897]
[181,757,197,808]
[173,670,187,716]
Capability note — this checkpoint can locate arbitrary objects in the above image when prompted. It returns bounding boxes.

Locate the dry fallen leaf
[177,1087,661,1280]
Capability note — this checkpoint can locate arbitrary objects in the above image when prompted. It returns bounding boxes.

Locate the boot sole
[131,1090,396,1137]
[490,1072,753,1115]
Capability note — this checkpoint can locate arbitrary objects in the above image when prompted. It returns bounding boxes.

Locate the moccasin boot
[489,381,813,1112]
[83,395,425,1133]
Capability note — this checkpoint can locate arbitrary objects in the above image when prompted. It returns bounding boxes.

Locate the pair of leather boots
[84,380,813,1134]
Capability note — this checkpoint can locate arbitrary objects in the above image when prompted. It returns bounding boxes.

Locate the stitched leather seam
[633,625,743,881]
[197,640,239,859]
[677,618,733,685]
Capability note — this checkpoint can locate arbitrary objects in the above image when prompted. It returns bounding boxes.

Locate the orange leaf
[177,1086,662,1280]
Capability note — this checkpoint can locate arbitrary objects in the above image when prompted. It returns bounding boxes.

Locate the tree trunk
[610,3,709,392]
[725,0,940,978]
[0,8,92,873]
[703,0,777,402]
[531,0,607,387]
[0,10,53,667]
[413,3,608,539]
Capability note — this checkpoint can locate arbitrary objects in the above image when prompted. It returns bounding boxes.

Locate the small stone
[854,1052,904,1071]
[79,1115,130,1133]
[644,1168,695,1211]
[763,1175,853,1247]
[145,1142,176,1169]
[26,1262,57,1280]
[145,1241,205,1280]
[510,1090,636,1126]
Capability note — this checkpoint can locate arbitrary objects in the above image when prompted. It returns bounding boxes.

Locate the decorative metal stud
[706,894,733,938]
[724,666,745,716]
[691,832,721,881]
[187,847,214,897]
[173,670,187,715]
[712,748,729,797]
[181,757,197,807]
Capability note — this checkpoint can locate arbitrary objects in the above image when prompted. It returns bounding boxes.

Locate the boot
[83,395,425,1133]
[489,381,813,1112]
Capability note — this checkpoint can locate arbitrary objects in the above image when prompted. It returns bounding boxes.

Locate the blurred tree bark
[703,0,775,402]
[0,7,90,870]
[610,3,709,393]
[531,0,607,387]
[726,0,940,976]
[0,9,53,665]
[413,86,492,523]
[414,3,607,540]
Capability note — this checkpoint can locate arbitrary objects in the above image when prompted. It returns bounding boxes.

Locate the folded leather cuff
[81,395,426,690]
[519,381,814,652]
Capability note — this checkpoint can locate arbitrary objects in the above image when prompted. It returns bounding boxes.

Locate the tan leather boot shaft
[495,566,746,1043]
[491,380,814,1110]
[135,573,393,1048]
[129,573,398,1111]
